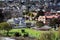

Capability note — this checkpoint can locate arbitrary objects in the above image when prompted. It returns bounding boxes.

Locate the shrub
[39,31,56,40]
[21,29,25,33]
[14,32,21,37]
[23,33,29,37]
[36,21,44,28]
[57,27,60,40]
[0,22,12,36]
[26,26,31,28]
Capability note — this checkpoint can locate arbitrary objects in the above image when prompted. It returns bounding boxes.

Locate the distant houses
[32,11,60,24]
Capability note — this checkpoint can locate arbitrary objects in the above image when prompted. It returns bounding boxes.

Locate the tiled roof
[46,15,58,18]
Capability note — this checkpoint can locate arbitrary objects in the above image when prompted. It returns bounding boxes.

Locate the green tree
[0,22,12,36]
[23,11,34,20]
[49,18,58,29]
[36,21,44,28]
[27,12,34,17]
[4,11,12,19]
[57,16,60,27]
[49,19,56,26]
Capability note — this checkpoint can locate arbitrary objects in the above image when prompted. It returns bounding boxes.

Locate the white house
[7,17,26,28]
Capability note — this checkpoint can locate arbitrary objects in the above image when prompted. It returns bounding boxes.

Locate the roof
[46,15,58,18]
[57,11,60,13]
[32,25,52,30]
[40,25,51,29]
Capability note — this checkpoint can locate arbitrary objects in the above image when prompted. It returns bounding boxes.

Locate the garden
[0,22,60,40]
[0,28,59,40]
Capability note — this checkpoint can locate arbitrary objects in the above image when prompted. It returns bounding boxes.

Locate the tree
[49,18,59,29]
[0,9,4,23]
[4,11,12,19]
[38,10,44,16]
[0,22,12,36]
[28,12,34,17]
[34,9,44,19]
[36,21,44,28]
[23,11,34,20]
[28,12,34,20]
[57,16,60,27]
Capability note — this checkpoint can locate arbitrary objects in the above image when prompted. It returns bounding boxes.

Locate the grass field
[0,28,59,39]
[9,28,58,38]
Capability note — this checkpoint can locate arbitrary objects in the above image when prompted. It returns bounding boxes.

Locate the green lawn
[0,28,59,39]
[9,28,41,38]
[9,28,58,38]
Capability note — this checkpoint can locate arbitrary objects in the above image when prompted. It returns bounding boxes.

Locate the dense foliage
[36,21,44,27]
[49,18,60,29]
[0,22,12,36]
[34,10,44,19]
[39,32,56,40]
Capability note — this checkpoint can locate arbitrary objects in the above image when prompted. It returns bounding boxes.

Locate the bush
[0,22,12,36]
[57,27,60,40]
[14,32,21,37]
[39,31,56,40]
[26,23,31,28]
[23,33,29,37]
[26,26,31,28]
[21,29,25,33]
[0,33,3,37]
[36,21,44,28]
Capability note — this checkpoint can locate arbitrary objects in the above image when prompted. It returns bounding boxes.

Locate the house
[38,16,46,23]
[32,11,59,24]
[7,17,26,28]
